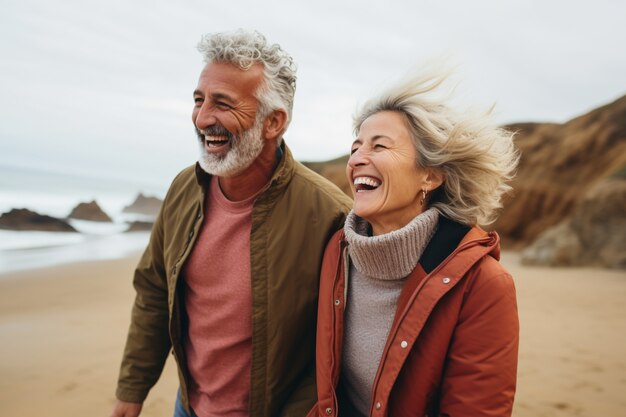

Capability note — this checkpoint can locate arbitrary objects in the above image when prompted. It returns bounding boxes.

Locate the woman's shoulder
[465,253,516,300]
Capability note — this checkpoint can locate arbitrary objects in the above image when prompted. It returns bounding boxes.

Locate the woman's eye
[216,102,231,109]
[374,144,387,149]
[350,147,358,155]
[194,97,203,105]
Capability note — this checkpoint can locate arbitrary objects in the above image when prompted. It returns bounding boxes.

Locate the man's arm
[113,203,172,412]
[439,270,519,416]
[280,207,349,417]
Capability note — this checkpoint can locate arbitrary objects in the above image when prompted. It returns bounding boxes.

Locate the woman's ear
[425,168,445,191]
[263,109,288,143]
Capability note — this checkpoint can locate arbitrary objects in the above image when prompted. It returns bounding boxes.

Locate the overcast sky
[1,0,624,188]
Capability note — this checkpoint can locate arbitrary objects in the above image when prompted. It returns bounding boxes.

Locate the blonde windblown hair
[353,70,519,226]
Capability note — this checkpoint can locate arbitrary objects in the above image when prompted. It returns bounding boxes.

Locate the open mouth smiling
[197,124,234,150]
[353,176,382,192]
[204,135,231,148]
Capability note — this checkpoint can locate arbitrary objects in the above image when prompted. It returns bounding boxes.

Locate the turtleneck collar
[344,208,439,280]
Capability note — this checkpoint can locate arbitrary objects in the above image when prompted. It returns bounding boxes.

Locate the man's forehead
[196,61,264,90]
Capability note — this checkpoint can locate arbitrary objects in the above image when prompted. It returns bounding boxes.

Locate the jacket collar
[460,226,501,260]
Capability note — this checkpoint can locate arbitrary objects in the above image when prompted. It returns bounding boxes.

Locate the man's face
[192,62,267,177]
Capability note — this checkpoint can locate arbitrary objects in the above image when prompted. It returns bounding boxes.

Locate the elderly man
[110,30,351,417]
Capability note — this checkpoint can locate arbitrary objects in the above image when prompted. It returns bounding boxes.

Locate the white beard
[197,115,265,178]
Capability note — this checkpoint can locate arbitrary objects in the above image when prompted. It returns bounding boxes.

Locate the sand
[0,252,625,417]
[501,252,626,417]
[0,256,179,417]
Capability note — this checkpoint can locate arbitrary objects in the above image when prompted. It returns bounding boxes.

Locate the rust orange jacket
[308,218,519,417]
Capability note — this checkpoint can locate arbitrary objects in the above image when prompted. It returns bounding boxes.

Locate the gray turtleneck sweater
[341,208,439,416]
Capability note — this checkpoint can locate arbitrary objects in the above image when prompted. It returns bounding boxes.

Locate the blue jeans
[174,389,198,417]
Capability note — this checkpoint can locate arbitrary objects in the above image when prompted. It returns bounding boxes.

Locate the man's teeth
[205,136,230,147]
[353,176,381,188]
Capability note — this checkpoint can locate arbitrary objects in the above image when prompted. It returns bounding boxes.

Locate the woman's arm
[439,266,519,417]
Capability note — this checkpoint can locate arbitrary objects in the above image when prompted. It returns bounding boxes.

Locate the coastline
[0,252,625,416]
[0,230,151,275]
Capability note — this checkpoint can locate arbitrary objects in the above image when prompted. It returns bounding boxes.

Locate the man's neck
[217,143,280,201]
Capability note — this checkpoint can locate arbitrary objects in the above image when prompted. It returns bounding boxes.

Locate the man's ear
[263,109,288,142]
[425,168,445,191]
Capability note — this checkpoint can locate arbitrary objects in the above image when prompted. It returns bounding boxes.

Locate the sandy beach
[0,252,624,417]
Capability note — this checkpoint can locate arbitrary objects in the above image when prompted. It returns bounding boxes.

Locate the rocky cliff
[521,175,626,269]
[493,95,626,246]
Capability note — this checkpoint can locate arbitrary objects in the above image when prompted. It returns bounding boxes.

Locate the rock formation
[0,208,77,232]
[68,200,112,222]
[492,95,626,246]
[521,176,626,269]
[122,193,163,217]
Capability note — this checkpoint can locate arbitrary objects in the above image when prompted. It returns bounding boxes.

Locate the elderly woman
[308,73,520,417]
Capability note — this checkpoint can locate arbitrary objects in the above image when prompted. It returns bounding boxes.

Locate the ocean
[0,164,169,274]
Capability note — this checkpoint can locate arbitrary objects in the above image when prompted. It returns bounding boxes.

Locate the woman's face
[346,111,438,235]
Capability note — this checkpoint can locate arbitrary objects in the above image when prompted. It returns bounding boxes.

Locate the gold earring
[420,189,428,206]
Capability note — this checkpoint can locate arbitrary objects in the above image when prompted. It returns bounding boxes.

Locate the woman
[308,72,520,417]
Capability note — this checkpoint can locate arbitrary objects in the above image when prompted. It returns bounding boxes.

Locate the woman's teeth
[354,176,381,191]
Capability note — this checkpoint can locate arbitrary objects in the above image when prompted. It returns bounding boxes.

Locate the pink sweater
[182,177,258,417]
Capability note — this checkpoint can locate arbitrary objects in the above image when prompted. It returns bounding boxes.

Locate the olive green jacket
[116,143,352,417]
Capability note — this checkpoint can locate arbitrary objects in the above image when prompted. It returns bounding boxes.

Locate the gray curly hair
[197,29,297,132]
[354,70,519,226]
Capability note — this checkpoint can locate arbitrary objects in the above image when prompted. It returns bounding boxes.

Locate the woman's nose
[348,149,369,168]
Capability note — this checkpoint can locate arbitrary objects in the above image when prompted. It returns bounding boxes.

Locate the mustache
[196,124,234,140]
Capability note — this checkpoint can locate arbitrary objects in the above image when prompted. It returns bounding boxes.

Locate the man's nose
[193,103,217,130]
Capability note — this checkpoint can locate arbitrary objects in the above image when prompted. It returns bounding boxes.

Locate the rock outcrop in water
[0,208,77,232]
[122,193,162,217]
[68,200,112,222]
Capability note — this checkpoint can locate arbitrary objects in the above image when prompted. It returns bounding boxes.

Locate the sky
[1,0,625,190]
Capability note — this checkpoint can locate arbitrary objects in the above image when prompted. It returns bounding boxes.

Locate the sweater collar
[344,208,440,280]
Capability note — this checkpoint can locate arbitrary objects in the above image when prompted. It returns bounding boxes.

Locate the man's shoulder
[289,161,352,207]
[161,164,201,206]
[170,164,197,185]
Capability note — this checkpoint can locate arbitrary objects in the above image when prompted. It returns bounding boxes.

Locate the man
[110,30,351,417]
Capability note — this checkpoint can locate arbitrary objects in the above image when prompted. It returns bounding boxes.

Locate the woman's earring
[420,189,428,206]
